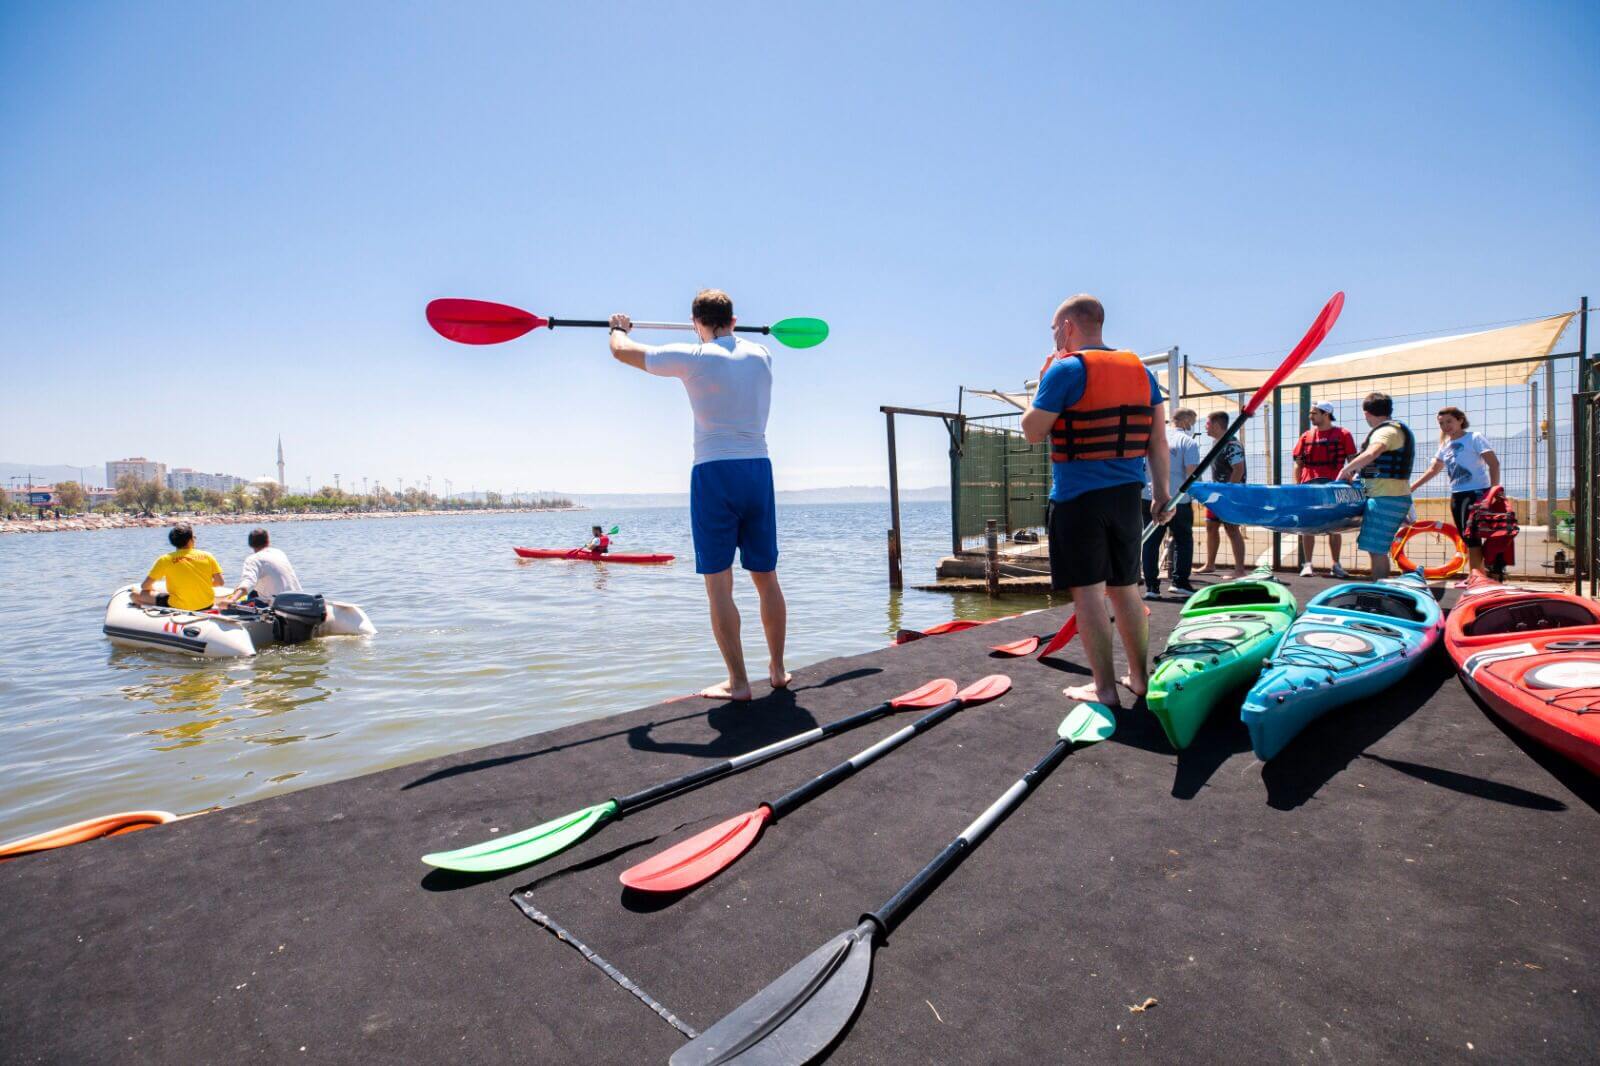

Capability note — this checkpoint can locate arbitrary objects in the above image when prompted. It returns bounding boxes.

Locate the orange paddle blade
[619,806,772,893]
[990,636,1041,657]
[955,675,1012,703]
[890,678,958,708]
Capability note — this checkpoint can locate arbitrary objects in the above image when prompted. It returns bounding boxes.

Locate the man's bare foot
[1230,569,1250,580]
[1117,674,1148,698]
[770,670,792,690]
[1193,564,1213,574]
[1063,682,1121,707]
[699,680,753,702]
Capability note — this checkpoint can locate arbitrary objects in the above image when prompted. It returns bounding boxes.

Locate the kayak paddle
[668,702,1117,1066]
[1142,291,1344,544]
[420,679,959,873]
[619,675,1012,894]
[426,298,830,349]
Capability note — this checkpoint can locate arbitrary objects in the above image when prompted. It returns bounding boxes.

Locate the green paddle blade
[1059,703,1117,743]
[421,800,618,873]
[770,317,829,349]
[607,525,620,535]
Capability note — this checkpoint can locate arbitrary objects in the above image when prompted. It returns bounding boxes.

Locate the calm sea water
[0,503,1054,842]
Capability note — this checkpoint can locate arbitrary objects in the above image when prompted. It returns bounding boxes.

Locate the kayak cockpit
[1465,598,1600,637]
[1322,588,1429,623]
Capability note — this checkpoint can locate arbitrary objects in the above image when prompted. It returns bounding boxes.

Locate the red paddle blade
[922,619,986,637]
[619,807,771,893]
[955,674,1012,703]
[426,298,549,345]
[890,678,959,708]
[1242,292,1345,416]
[990,635,1041,657]
[1037,613,1080,659]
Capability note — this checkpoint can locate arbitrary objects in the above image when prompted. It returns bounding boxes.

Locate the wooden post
[885,410,903,588]
[985,519,999,596]
[948,416,965,557]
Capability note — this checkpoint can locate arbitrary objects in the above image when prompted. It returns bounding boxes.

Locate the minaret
[277,436,286,487]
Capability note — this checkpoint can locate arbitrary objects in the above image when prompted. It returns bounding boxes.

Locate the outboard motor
[270,592,326,645]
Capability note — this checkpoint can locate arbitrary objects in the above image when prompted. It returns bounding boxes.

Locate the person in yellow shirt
[133,523,225,610]
[1337,392,1415,579]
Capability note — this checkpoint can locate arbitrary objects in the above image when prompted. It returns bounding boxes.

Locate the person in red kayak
[1022,294,1169,707]
[584,526,610,555]
[1291,400,1356,577]
[608,290,788,702]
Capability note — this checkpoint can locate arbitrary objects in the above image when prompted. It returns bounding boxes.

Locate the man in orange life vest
[1023,295,1170,706]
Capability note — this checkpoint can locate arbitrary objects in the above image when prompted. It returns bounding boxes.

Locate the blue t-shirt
[1033,352,1165,503]
[1435,431,1494,492]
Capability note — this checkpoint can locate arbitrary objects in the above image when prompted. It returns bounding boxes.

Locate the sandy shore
[0,507,580,535]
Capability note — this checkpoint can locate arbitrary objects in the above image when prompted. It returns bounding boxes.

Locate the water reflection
[111,644,334,750]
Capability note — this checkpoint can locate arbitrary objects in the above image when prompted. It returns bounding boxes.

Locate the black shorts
[1451,489,1488,547]
[1048,482,1144,590]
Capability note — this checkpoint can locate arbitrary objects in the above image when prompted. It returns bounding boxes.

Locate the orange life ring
[0,810,177,861]
[1391,520,1466,579]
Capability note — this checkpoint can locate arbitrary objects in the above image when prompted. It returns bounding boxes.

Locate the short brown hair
[1057,294,1105,329]
[1363,392,1394,418]
[1208,410,1230,429]
[248,528,269,550]
[1437,406,1469,430]
[691,289,734,330]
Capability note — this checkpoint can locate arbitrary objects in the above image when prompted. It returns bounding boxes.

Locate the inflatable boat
[102,585,376,658]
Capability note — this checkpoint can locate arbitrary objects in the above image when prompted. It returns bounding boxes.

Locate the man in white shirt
[232,528,303,602]
[608,290,788,702]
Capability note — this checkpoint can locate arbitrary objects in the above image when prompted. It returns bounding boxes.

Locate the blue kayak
[1192,481,1366,534]
[1241,571,1442,760]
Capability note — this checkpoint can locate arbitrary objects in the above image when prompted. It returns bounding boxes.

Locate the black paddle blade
[669,920,877,1066]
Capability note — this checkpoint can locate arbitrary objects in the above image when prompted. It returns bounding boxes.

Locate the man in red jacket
[1292,400,1355,577]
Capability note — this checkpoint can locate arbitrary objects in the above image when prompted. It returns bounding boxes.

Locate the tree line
[2,476,574,517]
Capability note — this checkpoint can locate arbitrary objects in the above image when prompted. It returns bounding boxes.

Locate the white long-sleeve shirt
[238,546,302,599]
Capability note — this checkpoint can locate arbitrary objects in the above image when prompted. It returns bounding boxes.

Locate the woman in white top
[1410,406,1499,572]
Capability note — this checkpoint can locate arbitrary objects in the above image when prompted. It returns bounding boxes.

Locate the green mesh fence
[955,420,1049,543]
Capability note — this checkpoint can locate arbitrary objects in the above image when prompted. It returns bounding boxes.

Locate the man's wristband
[610,326,629,334]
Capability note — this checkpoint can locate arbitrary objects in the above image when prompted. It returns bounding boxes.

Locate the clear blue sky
[3,1,1596,492]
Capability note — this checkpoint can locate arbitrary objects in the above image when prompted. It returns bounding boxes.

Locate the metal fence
[953,414,1049,544]
[1181,352,1579,578]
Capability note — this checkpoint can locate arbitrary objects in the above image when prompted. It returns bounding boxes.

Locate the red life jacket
[1293,426,1355,481]
[1041,349,1155,463]
[1467,486,1518,567]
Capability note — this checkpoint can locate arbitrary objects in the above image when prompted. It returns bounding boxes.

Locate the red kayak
[1445,571,1600,776]
[514,546,675,565]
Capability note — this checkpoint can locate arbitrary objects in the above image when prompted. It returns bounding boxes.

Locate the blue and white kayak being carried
[1192,481,1366,534]
[1241,571,1442,760]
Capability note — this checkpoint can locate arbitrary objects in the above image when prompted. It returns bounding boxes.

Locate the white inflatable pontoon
[102,584,375,658]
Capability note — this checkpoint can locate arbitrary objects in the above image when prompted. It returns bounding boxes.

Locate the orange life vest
[1040,349,1155,463]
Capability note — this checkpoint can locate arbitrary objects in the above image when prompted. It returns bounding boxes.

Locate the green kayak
[1147,577,1298,750]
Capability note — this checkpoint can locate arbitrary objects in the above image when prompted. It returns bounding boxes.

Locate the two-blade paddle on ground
[668,702,1117,1066]
[420,679,958,873]
[619,676,1011,894]
[426,298,830,349]
[1141,291,1344,545]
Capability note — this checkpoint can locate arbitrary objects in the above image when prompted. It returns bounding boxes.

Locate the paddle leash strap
[610,700,896,814]
[513,893,699,1039]
[766,698,965,820]
[863,738,1073,938]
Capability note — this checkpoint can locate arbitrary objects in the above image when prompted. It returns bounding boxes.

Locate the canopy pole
[1528,386,1539,528]
[885,410,903,588]
[1546,359,1559,540]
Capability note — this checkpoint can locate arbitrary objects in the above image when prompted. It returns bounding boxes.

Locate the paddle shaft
[548,317,776,336]
[864,737,1074,937]
[767,697,964,820]
[1140,407,1254,546]
[612,699,896,812]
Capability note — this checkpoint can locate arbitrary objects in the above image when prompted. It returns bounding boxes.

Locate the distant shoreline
[0,507,583,536]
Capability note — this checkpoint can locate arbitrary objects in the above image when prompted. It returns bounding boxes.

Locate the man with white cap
[1292,400,1356,576]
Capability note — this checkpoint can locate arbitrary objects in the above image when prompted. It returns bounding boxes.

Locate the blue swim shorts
[1357,493,1414,554]
[689,458,779,574]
